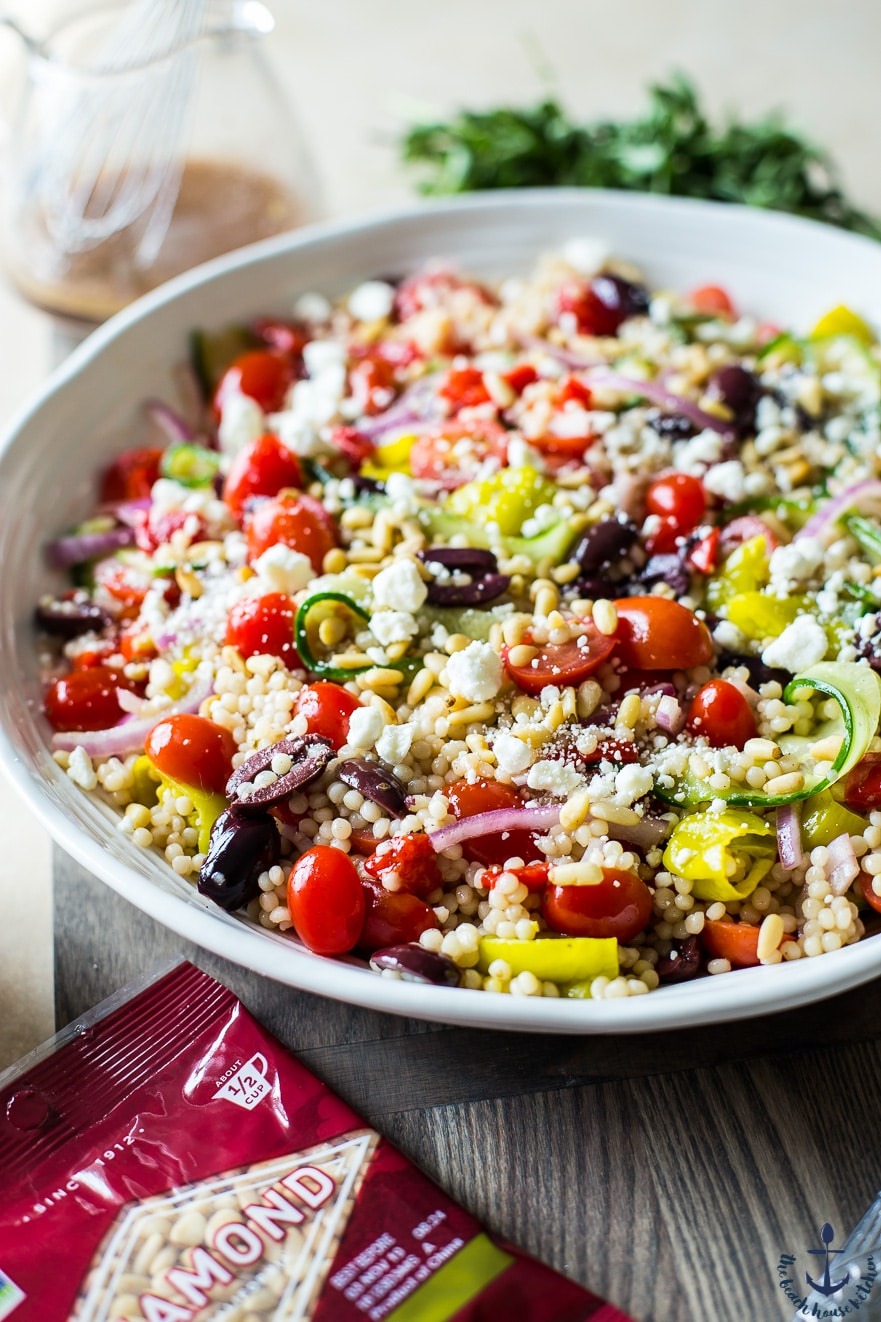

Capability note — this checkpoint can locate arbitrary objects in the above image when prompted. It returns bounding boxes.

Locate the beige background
[2,0,881,1069]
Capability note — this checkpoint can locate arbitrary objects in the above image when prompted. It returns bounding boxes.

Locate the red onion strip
[47,525,135,569]
[144,399,196,443]
[588,369,735,437]
[795,478,881,542]
[429,803,561,852]
[827,831,859,895]
[517,335,601,371]
[51,670,214,758]
[654,695,685,736]
[776,803,804,870]
[352,374,443,441]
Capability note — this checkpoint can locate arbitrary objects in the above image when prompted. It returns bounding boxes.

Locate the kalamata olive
[369,944,461,986]
[636,552,691,597]
[336,758,408,818]
[646,411,697,441]
[718,651,790,689]
[589,274,650,333]
[34,598,111,637]
[226,735,333,811]
[572,518,638,575]
[708,365,760,436]
[352,474,386,495]
[425,572,510,607]
[419,546,499,572]
[656,935,702,984]
[198,809,280,911]
[856,623,881,675]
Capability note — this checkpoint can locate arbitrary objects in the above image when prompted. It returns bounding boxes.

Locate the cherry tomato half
[859,871,881,916]
[226,592,299,668]
[357,880,439,953]
[144,713,238,795]
[99,447,164,504]
[409,420,509,490]
[700,919,762,968]
[503,623,617,697]
[686,679,757,750]
[44,665,133,732]
[287,845,365,954]
[446,778,543,866]
[350,355,398,416]
[222,433,302,519]
[541,867,653,942]
[245,492,337,570]
[844,753,881,812]
[717,515,779,559]
[613,597,714,671]
[645,473,706,553]
[364,833,442,899]
[213,349,295,418]
[294,682,361,751]
[439,367,491,412]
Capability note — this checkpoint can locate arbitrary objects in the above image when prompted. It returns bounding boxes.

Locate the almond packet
[0,961,631,1321]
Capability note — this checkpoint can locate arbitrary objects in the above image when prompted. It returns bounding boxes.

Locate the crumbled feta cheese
[218,390,265,454]
[673,429,723,473]
[384,471,421,517]
[348,280,395,322]
[492,730,533,776]
[376,722,414,765]
[702,460,747,502]
[254,545,313,595]
[762,616,828,672]
[768,537,823,590]
[303,339,346,376]
[713,620,747,651]
[562,236,611,275]
[614,763,654,806]
[370,610,419,646]
[347,706,384,749]
[67,745,97,791]
[526,760,585,797]
[446,641,504,703]
[294,291,331,323]
[506,435,546,471]
[372,559,428,613]
[150,478,188,510]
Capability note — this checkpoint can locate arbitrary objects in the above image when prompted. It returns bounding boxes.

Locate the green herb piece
[400,74,881,239]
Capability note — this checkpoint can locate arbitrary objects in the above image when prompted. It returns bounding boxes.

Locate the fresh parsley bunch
[400,74,881,239]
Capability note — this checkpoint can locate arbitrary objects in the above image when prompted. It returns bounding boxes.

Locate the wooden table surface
[55,848,881,1322]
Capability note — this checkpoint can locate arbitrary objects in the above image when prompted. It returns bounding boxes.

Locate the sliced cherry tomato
[222,433,302,519]
[529,431,596,462]
[688,527,720,575]
[99,447,164,504]
[130,505,207,554]
[541,867,653,941]
[503,623,617,696]
[558,375,593,409]
[409,420,509,490]
[687,679,757,749]
[327,425,376,466]
[357,880,440,953]
[578,738,641,765]
[118,623,157,661]
[144,713,238,795]
[394,270,493,322]
[439,367,491,412]
[363,833,442,900]
[350,339,422,369]
[613,597,714,670]
[717,515,780,558]
[700,919,761,967]
[503,364,539,394]
[445,778,543,866]
[294,682,361,751]
[93,556,153,609]
[349,827,381,856]
[213,349,295,419]
[689,285,736,318]
[646,473,706,545]
[844,753,881,812]
[483,861,550,892]
[44,665,133,732]
[245,492,338,570]
[859,871,881,916]
[251,317,308,358]
[349,356,398,416]
[286,846,365,954]
[226,592,299,668]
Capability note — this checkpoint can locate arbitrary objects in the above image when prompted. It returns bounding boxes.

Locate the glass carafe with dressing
[1,0,321,329]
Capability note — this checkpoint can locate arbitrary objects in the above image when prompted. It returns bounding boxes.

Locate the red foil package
[0,963,631,1322]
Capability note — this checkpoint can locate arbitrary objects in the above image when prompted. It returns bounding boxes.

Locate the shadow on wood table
[55,848,881,1322]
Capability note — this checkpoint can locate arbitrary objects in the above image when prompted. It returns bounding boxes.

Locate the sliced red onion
[776,802,804,870]
[100,498,151,526]
[144,398,196,443]
[795,478,881,542]
[353,373,443,441]
[51,670,214,757]
[588,369,735,437]
[654,695,685,736]
[605,814,675,850]
[827,831,859,895]
[429,803,561,852]
[517,335,600,370]
[47,525,135,569]
[34,599,112,637]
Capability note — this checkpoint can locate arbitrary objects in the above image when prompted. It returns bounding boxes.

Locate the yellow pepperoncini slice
[663,808,775,902]
[810,305,875,346]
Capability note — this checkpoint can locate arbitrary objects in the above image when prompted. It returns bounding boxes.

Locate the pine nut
[508,644,538,667]
[757,912,785,962]
[548,860,604,886]
[592,598,618,636]
[763,772,804,796]
[559,790,592,831]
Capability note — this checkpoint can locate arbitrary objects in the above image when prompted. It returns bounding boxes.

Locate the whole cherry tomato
[700,919,762,967]
[294,682,362,750]
[226,593,299,668]
[222,434,302,519]
[686,679,757,749]
[245,492,337,570]
[144,713,238,795]
[252,317,308,358]
[409,420,509,489]
[213,349,295,419]
[645,473,706,554]
[613,597,714,670]
[357,880,439,953]
[44,665,134,732]
[689,285,736,318]
[844,753,881,812]
[555,275,649,336]
[364,833,442,899]
[541,867,653,942]
[503,623,617,696]
[446,778,543,866]
[287,846,365,954]
[99,447,163,504]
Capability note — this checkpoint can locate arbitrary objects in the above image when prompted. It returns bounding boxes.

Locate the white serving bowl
[3,189,881,1033]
